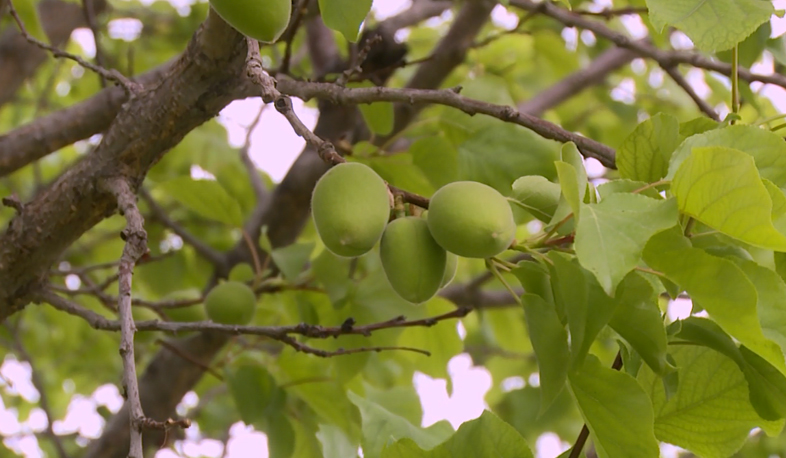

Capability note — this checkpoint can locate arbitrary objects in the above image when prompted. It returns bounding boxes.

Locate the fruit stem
[393,194,406,219]
[486,259,522,306]
[490,256,518,271]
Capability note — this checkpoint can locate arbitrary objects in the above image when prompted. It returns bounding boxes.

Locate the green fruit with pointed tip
[441,252,458,287]
[380,217,446,303]
[427,181,516,258]
[209,0,291,43]
[205,281,256,325]
[312,163,391,257]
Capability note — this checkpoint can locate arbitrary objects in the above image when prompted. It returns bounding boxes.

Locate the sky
[4,0,786,457]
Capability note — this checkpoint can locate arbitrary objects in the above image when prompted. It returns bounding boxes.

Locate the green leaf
[679,117,720,137]
[671,146,786,251]
[510,175,561,223]
[156,176,243,226]
[596,179,662,200]
[411,136,458,189]
[617,113,680,183]
[740,346,786,421]
[639,345,777,457]
[549,253,617,368]
[574,194,678,295]
[381,411,534,458]
[729,259,786,375]
[555,161,582,219]
[512,261,553,302]
[668,125,786,188]
[318,423,360,458]
[348,391,453,458]
[457,123,560,194]
[225,354,285,425]
[351,81,394,135]
[644,228,785,376]
[318,0,372,42]
[646,0,773,52]
[568,354,659,458]
[271,242,315,281]
[520,293,569,413]
[608,273,671,375]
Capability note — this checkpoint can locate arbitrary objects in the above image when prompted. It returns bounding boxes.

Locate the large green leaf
[510,175,561,223]
[225,354,285,425]
[549,253,618,368]
[411,136,458,190]
[668,125,786,187]
[617,113,680,183]
[350,81,394,136]
[646,0,773,52]
[671,146,786,251]
[639,345,779,457]
[608,273,671,375]
[457,123,560,194]
[381,411,534,458]
[348,391,453,458]
[568,354,659,458]
[318,0,372,42]
[156,176,243,226]
[574,194,677,295]
[318,423,360,458]
[644,228,786,377]
[519,293,569,413]
[676,317,786,422]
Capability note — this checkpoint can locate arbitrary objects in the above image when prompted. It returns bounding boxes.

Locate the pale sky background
[3,0,786,456]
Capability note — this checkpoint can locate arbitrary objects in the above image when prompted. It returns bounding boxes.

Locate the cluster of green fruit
[311,163,516,304]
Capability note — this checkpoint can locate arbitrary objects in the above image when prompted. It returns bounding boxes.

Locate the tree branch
[99,177,148,458]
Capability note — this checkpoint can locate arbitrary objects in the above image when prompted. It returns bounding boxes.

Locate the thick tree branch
[0,10,247,320]
[0,64,170,177]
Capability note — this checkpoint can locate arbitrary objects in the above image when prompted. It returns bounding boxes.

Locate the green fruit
[209,0,291,43]
[441,252,459,287]
[205,281,256,325]
[427,181,516,258]
[380,217,446,304]
[511,175,561,223]
[229,263,256,283]
[312,163,391,257]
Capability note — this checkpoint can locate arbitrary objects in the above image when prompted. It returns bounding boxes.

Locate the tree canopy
[3,0,786,457]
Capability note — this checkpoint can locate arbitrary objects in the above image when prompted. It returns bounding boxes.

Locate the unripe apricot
[427,181,516,258]
[312,163,391,257]
[205,281,256,325]
[210,0,291,43]
[380,217,446,304]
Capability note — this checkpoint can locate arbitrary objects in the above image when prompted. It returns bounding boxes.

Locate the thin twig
[139,188,226,268]
[278,0,309,74]
[99,177,149,458]
[662,66,719,121]
[7,0,137,93]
